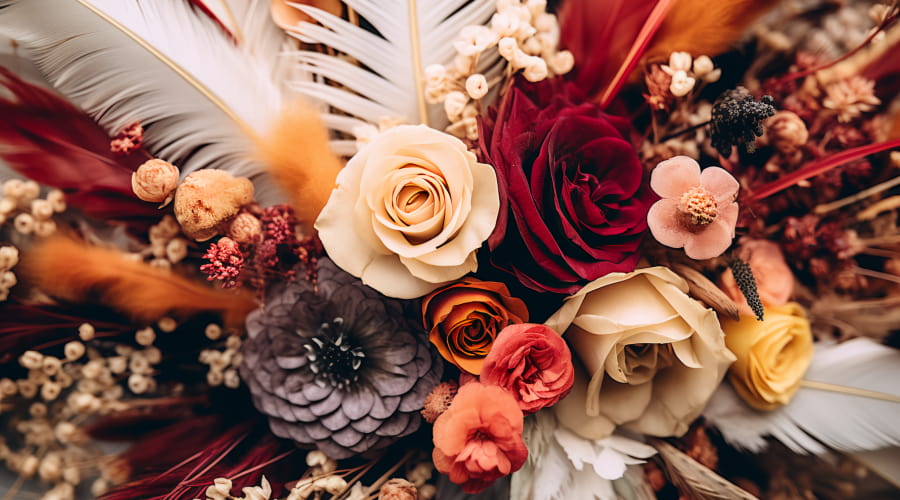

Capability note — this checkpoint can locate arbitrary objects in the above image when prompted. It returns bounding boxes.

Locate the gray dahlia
[241,259,442,459]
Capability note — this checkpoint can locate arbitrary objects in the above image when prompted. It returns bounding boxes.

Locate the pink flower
[647,156,739,260]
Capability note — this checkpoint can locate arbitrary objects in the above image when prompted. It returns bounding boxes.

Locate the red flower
[432,382,527,494]
[480,79,654,294]
[481,323,574,414]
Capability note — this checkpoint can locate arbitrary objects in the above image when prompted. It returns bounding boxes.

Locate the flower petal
[650,156,700,199]
[647,199,690,249]
[699,166,739,203]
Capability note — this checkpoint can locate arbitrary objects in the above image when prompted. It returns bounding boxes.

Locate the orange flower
[432,382,527,494]
[422,278,529,375]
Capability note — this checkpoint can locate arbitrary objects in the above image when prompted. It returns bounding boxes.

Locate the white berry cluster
[0,179,64,237]
[425,0,574,140]
[199,323,242,389]
[660,52,721,98]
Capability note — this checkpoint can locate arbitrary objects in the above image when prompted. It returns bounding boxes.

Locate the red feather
[559,0,659,101]
[0,300,133,364]
[749,140,900,202]
[100,417,297,500]
[0,67,162,227]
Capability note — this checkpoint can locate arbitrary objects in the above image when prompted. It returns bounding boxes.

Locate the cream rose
[132,159,179,204]
[315,125,500,299]
[720,303,813,410]
[546,267,735,439]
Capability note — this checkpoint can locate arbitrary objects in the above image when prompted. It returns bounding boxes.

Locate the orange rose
[422,278,529,375]
[432,382,527,494]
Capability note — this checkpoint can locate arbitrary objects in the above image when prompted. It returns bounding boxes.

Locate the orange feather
[20,237,256,327]
[255,102,343,234]
[645,0,781,61]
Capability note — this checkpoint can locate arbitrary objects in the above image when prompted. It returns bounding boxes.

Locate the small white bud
[0,271,16,289]
[20,350,43,370]
[128,374,150,394]
[534,12,558,34]
[0,198,15,215]
[31,199,53,220]
[13,213,34,234]
[498,37,518,60]
[47,189,66,212]
[223,368,240,389]
[33,219,57,237]
[205,323,223,340]
[490,13,519,37]
[443,91,468,119]
[21,181,40,201]
[158,317,177,332]
[424,64,446,89]
[0,246,18,271]
[692,55,715,77]
[522,36,542,55]
[63,341,85,361]
[669,70,696,97]
[668,51,693,73]
[135,327,156,347]
[78,323,95,341]
[549,50,575,75]
[465,73,489,100]
[522,56,548,82]
[166,238,188,263]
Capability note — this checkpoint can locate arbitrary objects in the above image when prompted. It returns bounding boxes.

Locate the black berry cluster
[710,87,775,156]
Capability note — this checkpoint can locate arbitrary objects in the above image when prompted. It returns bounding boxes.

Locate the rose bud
[132,159,180,204]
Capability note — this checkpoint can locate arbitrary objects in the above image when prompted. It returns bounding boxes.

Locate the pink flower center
[678,186,718,226]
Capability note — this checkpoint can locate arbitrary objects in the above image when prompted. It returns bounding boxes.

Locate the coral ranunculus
[432,382,527,494]
[480,79,654,294]
[422,278,529,375]
[481,323,574,413]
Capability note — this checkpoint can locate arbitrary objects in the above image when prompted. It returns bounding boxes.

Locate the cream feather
[282,0,502,138]
[704,338,900,454]
[0,0,290,204]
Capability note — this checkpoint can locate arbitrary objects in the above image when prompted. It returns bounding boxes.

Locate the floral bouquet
[1,0,899,499]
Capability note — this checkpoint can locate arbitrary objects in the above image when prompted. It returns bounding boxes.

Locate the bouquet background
[0,0,900,499]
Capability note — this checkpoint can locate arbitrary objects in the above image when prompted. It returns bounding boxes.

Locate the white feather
[0,0,289,203]
[284,0,501,131]
[705,338,900,454]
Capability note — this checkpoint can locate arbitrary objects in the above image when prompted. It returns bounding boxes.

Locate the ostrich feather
[704,338,900,454]
[284,0,501,134]
[254,102,343,232]
[20,236,256,327]
[0,67,161,227]
[0,0,290,205]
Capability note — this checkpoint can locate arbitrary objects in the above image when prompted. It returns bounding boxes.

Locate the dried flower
[63,342,85,361]
[227,213,263,244]
[379,478,418,500]
[710,87,775,156]
[200,237,244,288]
[549,50,574,74]
[763,110,808,153]
[662,51,693,74]
[110,122,144,155]
[34,219,57,237]
[132,159,180,204]
[205,323,223,340]
[444,91,468,119]
[46,189,66,212]
[165,238,188,263]
[174,170,254,241]
[523,56,548,82]
[647,156,739,259]
[692,55,715,77]
[822,76,881,123]
[421,380,458,423]
[31,199,53,219]
[454,26,499,57]
[727,257,764,321]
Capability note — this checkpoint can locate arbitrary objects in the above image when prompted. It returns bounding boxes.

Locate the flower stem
[659,120,710,142]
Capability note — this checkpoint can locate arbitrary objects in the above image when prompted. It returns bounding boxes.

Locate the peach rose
[432,382,527,494]
[316,125,499,299]
[546,267,735,439]
[721,303,813,410]
[721,238,793,317]
[422,278,528,375]
[132,159,179,204]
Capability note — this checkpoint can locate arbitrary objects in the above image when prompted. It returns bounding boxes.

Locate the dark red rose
[480,323,574,414]
[479,79,654,294]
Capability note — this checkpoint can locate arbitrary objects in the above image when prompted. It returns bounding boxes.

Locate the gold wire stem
[800,379,900,404]
[406,0,429,126]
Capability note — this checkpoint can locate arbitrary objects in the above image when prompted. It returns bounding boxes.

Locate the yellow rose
[315,125,499,299]
[721,303,813,410]
[546,267,735,439]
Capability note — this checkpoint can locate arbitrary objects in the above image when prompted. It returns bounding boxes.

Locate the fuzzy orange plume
[20,237,256,327]
[645,0,781,61]
[255,102,343,234]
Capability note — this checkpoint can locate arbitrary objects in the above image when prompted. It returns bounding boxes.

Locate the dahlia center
[678,186,718,226]
[304,318,366,390]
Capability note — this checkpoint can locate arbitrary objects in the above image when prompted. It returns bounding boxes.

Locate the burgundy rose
[480,79,654,294]
[480,323,574,414]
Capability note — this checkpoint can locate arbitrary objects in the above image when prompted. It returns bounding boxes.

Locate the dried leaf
[650,439,758,500]
[674,265,741,321]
